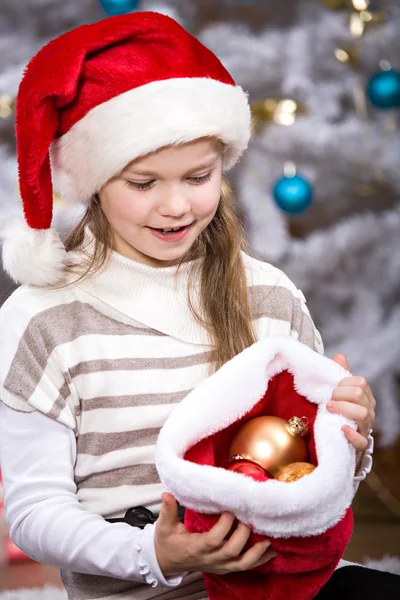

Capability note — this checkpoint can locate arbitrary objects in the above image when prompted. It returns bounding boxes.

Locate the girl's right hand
[154,493,276,576]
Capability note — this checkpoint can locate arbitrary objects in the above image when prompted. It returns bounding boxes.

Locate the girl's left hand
[327,354,376,471]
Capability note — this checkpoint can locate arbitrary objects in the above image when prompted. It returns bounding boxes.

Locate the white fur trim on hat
[156,336,356,538]
[50,77,251,204]
[1,218,67,286]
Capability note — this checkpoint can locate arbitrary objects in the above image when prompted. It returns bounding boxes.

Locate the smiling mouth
[149,224,192,232]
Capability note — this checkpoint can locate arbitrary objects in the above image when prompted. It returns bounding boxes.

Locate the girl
[0,10,386,600]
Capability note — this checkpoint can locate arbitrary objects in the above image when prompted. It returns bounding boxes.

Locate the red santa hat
[1,11,251,286]
[156,336,356,600]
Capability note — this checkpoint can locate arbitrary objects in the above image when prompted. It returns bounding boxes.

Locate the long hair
[62,179,257,374]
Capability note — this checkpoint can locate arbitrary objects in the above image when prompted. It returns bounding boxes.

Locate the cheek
[102,186,149,226]
[193,179,221,219]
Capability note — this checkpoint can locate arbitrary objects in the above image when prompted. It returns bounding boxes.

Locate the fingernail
[327,401,335,409]
[262,540,271,549]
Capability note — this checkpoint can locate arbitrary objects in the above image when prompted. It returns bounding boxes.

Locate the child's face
[98,138,223,267]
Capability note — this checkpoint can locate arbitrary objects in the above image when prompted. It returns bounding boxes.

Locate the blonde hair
[63,179,257,374]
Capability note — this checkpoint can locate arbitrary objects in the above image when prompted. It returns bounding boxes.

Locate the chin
[138,248,184,267]
[155,252,186,266]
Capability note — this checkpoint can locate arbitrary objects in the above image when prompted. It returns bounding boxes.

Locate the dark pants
[315,565,400,599]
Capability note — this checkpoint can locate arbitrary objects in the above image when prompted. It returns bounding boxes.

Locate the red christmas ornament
[226,459,269,482]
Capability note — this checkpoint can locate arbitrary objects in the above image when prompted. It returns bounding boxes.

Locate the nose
[157,184,191,218]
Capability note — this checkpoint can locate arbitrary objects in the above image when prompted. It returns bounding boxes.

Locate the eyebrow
[125,153,220,177]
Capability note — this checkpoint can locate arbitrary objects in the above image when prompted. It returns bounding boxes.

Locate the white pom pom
[1,218,67,286]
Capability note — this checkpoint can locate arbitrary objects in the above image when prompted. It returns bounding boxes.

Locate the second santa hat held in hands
[156,336,357,600]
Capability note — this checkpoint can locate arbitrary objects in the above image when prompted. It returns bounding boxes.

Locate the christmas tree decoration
[228,415,309,476]
[273,162,314,214]
[99,0,139,16]
[0,94,15,120]
[275,462,316,482]
[334,45,360,67]
[348,8,386,37]
[226,459,268,481]
[320,0,347,9]
[351,0,370,9]
[251,98,307,132]
[366,65,400,110]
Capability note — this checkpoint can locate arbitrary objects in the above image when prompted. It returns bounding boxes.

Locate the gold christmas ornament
[334,46,360,67]
[359,10,386,25]
[228,415,309,476]
[251,98,307,132]
[320,0,348,9]
[349,11,366,36]
[0,94,15,120]
[351,0,369,10]
[275,462,316,483]
[320,0,373,11]
[348,10,386,37]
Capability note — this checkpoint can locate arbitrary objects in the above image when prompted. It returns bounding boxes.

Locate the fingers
[202,538,275,574]
[231,540,275,571]
[329,374,376,441]
[157,492,180,532]
[251,546,277,569]
[327,398,370,422]
[208,518,274,572]
[331,384,370,408]
[342,425,369,451]
[332,354,351,371]
[335,376,376,408]
[215,522,252,561]
[199,513,242,557]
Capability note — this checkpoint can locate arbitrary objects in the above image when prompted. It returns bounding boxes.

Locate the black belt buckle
[106,503,185,529]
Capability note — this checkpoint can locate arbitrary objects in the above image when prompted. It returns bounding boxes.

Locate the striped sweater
[0,243,324,599]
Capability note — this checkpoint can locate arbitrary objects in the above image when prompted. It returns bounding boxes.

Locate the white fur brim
[0,218,67,285]
[156,336,356,538]
[50,78,251,204]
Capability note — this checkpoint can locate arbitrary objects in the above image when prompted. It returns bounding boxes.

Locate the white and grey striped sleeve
[248,265,324,354]
[0,402,185,589]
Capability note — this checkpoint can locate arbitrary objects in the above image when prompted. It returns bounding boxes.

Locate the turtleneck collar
[70,226,211,346]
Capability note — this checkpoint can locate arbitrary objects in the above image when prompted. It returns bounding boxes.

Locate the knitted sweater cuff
[135,523,188,588]
[354,431,374,483]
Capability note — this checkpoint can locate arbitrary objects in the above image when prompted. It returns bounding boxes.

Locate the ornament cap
[288,416,309,437]
[283,161,297,177]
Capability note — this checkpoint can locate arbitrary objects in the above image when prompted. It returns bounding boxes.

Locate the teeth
[162,227,181,232]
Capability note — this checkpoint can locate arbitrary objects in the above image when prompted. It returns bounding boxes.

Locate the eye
[125,180,155,191]
[187,172,212,184]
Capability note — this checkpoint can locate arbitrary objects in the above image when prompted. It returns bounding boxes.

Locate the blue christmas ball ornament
[100,0,139,16]
[366,69,400,110]
[273,173,313,214]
